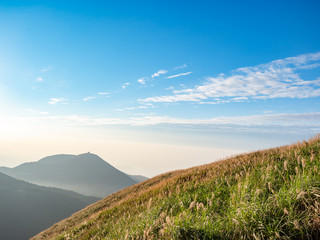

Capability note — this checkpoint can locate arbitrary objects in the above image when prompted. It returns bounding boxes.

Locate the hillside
[32,135,320,240]
[0,172,98,240]
[0,153,141,198]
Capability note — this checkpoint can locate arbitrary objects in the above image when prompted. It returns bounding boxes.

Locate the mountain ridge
[0,153,146,198]
[0,172,98,240]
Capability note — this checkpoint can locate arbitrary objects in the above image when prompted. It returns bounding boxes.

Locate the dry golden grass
[31,135,320,240]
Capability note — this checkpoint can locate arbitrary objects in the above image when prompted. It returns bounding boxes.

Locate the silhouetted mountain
[0,172,97,240]
[0,153,145,198]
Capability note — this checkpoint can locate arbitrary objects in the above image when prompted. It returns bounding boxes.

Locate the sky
[0,0,319,177]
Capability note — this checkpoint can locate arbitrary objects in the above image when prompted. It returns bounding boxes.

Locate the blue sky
[0,0,319,176]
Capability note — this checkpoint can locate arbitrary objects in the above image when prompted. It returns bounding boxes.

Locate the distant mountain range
[0,172,98,240]
[0,153,147,198]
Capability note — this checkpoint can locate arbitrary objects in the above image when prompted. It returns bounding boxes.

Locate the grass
[32,135,320,240]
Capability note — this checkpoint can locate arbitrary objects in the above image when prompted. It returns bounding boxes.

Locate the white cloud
[83,96,96,101]
[137,78,146,84]
[166,71,192,79]
[122,82,130,89]
[98,92,109,95]
[141,52,320,103]
[151,69,168,78]
[35,77,43,82]
[48,98,68,105]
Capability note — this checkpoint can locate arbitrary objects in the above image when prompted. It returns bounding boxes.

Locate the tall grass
[33,135,320,240]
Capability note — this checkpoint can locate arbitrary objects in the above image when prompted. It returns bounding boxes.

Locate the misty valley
[0,153,147,239]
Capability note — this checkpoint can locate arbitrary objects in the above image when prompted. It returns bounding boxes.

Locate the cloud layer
[14,112,320,128]
[141,52,320,103]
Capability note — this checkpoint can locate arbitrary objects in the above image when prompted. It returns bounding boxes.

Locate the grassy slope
[32,135,320,240]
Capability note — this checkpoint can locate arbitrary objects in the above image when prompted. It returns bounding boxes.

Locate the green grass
[33,135,320,240]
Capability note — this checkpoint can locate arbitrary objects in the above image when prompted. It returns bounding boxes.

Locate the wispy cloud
[174,64,187,70]
[166,71,192,79]
[122,82,130,89]
[137,78,146,84]
[48,98,68,105]
[16,112,320,128]
[151,69,168,78]
[83,96,96,101]
[98,92,109,95]
[141,52,320,103]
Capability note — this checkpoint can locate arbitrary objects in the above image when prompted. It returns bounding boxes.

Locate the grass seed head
[189,200,196,209]
[237,208,241,215]
[301,158,306,168]
[297,155,301,165]
[233,218,239,225]
[147,198,152,211]
[293,220,300,229]
[255,189,262,196]
[159,229,165,236]
[207,197,212,207]
[297,191,307,200]
[160,212,166,219]
[284,161,288,171]
[196,202,204,211]
[166,216,171,225]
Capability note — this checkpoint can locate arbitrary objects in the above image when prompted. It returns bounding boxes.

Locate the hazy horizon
[0,125,316,177]
[0,1,319,177]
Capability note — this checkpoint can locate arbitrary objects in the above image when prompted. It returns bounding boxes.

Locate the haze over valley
[0,171,98,240]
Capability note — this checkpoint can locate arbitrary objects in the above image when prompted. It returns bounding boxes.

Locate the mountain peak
[71,153,110,166]
[76,152,102,159]
[79,152,94,156]
[0,152,142,198]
